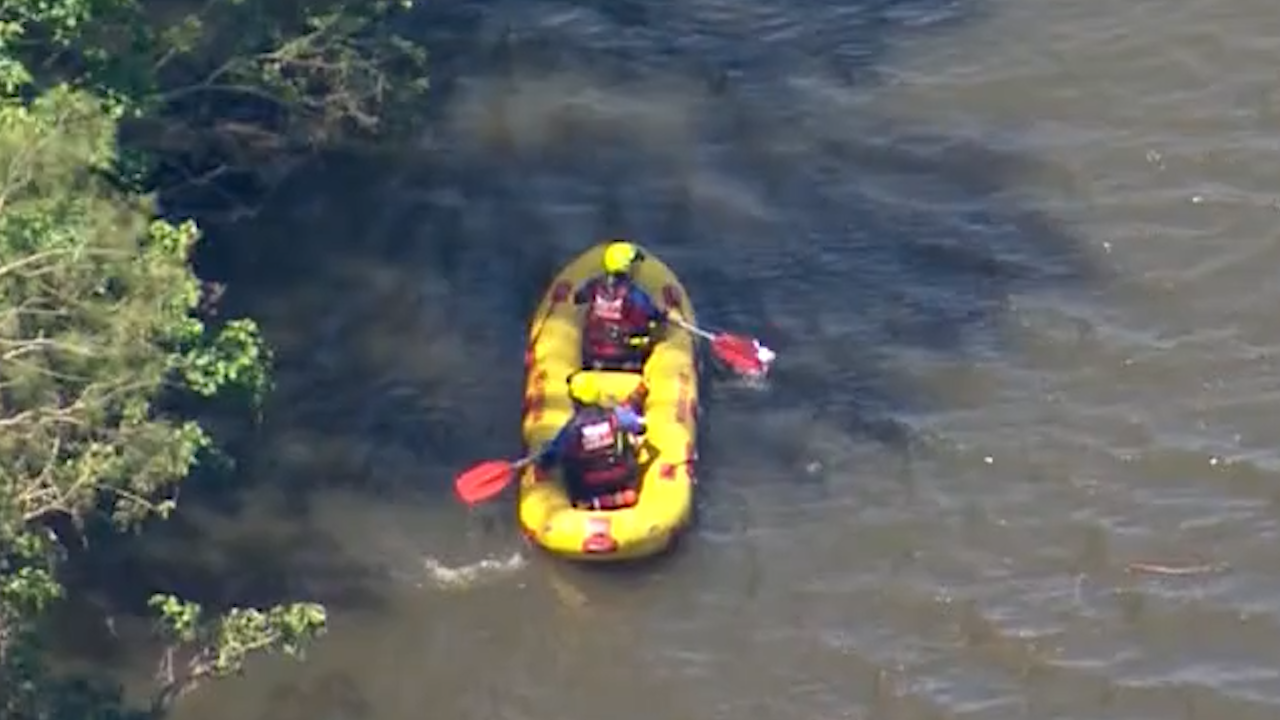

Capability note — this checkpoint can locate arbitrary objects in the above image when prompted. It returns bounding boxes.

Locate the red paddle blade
[711,334,773,377]
[454,460,516,505]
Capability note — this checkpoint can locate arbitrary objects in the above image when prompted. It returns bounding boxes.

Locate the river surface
[67,0,1280,717]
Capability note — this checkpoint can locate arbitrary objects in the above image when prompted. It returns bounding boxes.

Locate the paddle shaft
[668,314,716,341]
[512,450,542,472]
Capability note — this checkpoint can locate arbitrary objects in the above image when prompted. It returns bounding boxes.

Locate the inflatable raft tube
[518,243,700,562]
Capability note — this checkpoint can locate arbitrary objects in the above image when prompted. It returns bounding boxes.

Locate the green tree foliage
[0,74,314,720]
[0,0,427,716]
[127,0,428,219]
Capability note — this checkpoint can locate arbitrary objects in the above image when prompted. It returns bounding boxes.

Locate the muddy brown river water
[71,0,1280,717]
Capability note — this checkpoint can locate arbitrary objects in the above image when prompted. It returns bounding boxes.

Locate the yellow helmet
[567,372,600,406]
[603,241,642,275]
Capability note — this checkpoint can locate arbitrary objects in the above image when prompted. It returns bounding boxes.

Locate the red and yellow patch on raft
[518,243,699,562]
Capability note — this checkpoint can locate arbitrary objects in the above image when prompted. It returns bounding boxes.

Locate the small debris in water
[805,461,822,474]
[983,455,994,464]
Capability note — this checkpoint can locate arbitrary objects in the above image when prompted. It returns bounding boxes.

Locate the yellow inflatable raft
[518,243,699,562]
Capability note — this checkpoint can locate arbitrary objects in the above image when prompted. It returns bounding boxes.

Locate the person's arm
[612,405,647,436]
[628,286,665,324]
[537,423,569,469]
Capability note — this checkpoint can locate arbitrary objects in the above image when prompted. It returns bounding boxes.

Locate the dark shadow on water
[48,504,386,675]
[385,0,1108,566]
[61,0,1113,690]
[696,125,1105,454]
[392,0,1107,504]
[96,516,382,612]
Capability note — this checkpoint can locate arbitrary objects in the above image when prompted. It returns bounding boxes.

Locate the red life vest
[565,407,635,488]
[583,278,652,360]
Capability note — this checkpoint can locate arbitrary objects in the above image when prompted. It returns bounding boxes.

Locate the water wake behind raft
[420,552,527,590]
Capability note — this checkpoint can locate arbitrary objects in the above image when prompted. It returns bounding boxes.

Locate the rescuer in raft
[572,240,670,372]
[537,371,649,509]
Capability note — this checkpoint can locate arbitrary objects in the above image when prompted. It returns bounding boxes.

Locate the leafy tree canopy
[0,0,427,716]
